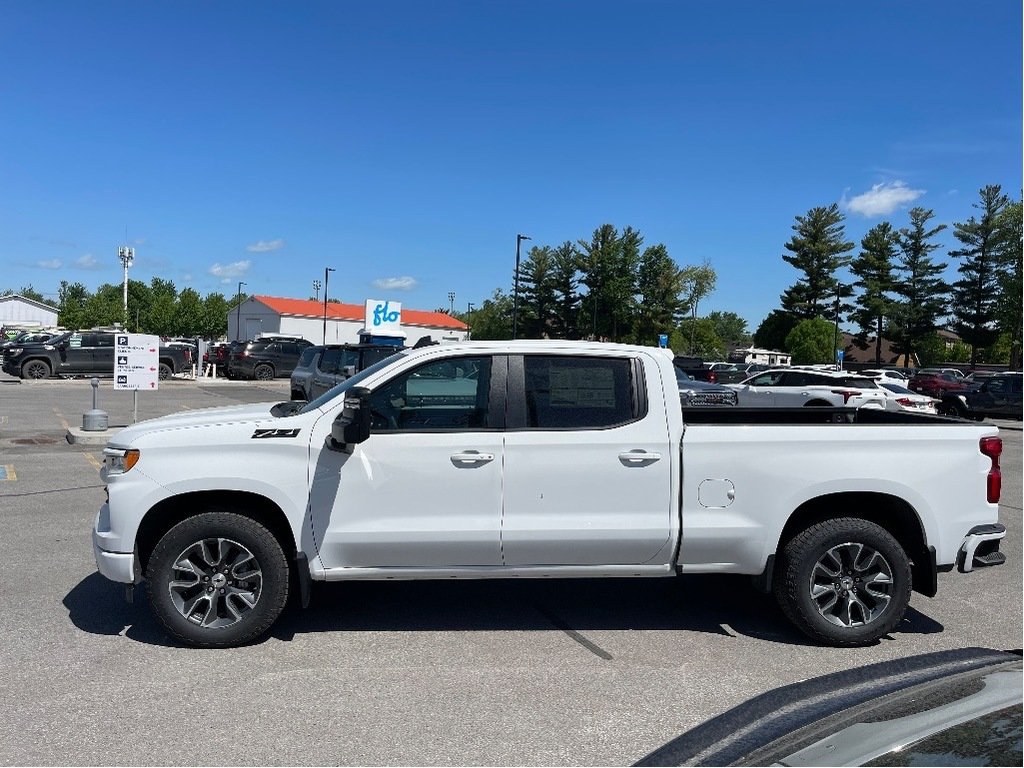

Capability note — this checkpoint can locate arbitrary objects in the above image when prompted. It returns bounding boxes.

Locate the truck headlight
[103,447,140,474]
[7,347,23,357]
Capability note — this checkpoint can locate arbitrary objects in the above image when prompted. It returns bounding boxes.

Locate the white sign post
[114,333,159,423]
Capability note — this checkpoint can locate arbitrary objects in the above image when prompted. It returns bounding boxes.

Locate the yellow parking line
[51,406,70,431]
[83,453,102,471]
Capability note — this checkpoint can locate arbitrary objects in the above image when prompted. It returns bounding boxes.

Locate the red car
[908,370,972,398]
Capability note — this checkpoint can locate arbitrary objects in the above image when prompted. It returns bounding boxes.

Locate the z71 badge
[251,428,301,439]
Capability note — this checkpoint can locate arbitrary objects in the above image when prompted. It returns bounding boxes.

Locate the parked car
[290,342,400,401]
[939,372,1023,420]
[908,370,973,398]
[859,368,907,383]
[673,367,738,407]
[0,329,59,350]
[1,330,192,380]
[879,382,939,414]
[728,368,888,409]
[227,337,314,380]
[635,646,1022,767]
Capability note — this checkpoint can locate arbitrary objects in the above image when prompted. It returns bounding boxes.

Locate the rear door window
[522,355,638,429]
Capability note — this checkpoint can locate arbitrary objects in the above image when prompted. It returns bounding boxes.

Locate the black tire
[773,517,911,646]
[146,512,290,648]
[20,359,51,380]
[158,362,173,380]
[254,364,274,381]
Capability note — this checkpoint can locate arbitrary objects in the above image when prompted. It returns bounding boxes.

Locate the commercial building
[0,294,59,331]
[227,295,469,346]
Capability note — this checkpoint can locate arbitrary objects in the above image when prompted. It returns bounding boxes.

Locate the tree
[515,245,557,338]
[889,208,948,366]
[173,288,205,337]
[706,311,750,348]
[57,281,90,329]
[785,318,836,365]
[635,244,684,346]
[754,310,798,351]
[994,200,1022,368]
[465,289,513,340]
[676,317,724,358]
[779,204,854,321]
[679,261,717,354]
[16,285,57,307]
[201,292,231,339]
[949,185,1011,366]
[549,241,581,339]
[849,222,898,364]
[577,224,641,341]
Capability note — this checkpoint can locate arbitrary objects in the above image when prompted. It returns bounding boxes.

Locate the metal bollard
[82,377,109,431]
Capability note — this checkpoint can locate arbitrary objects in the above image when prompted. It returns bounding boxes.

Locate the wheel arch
[135,490,297,574]
[20,356,54,375]
[776,492,932,594]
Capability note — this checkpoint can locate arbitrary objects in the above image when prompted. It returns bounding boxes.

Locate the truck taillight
[831,389,859,404]
[980,436,1002,503]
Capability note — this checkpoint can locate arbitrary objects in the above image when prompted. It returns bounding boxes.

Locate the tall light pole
[512,233,530,339]
[322,267,336,344]
[236,281,246,341]
[447,291,455,314]
[118,246,134,328]
[312,279,321,302]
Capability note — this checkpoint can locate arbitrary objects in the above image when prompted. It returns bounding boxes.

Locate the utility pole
[512,233,530,339]
[118,246,134,328]
[322,267,336,344]
[236,282,247,341]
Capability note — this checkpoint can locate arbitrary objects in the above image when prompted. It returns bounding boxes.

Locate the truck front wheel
[21,359,51,380]
[146,512,290,648]
[774,517,911,646]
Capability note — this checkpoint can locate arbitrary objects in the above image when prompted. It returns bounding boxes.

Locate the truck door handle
[619,451,661,464]
[450,452,495,464]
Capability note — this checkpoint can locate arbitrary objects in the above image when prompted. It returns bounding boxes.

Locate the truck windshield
[298,351,406,414]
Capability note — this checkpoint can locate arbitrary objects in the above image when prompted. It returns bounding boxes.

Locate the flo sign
[365,299,402,335]
[114,333,160,390]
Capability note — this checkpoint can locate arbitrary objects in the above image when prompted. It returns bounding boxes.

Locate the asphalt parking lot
[1,374,1021,766]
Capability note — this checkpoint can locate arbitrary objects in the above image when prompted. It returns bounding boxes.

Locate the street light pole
[236,281,246,341]
[512,233,530,339]
[447,291,455,314]
[312,279,321,302]
[323,267,336,344]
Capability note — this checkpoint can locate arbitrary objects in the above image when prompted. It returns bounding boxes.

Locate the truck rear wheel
[773,517,911,646]
[146,512,289,648]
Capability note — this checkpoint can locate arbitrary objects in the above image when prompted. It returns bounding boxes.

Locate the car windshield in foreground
[298,351,406,413]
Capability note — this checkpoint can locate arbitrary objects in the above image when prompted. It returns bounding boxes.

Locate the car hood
[109,402,281,445]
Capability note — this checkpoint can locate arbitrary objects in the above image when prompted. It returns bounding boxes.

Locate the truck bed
[681,406,966,426]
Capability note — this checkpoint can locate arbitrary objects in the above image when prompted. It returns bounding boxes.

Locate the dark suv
[290,343,400,400]
[939,373,1022,419]
[227,337,314,380]
[1,330,191,380]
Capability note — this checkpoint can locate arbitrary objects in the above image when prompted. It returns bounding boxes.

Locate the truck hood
[109,401,283,445]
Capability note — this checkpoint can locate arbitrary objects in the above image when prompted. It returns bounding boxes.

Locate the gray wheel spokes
[168,536,263,630]
[810,541,894,628]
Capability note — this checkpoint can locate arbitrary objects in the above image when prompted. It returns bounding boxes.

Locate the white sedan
[879,382,939,414]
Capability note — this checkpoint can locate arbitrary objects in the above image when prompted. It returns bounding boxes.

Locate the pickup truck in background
[2,330,192,380]
[92,341,1007,648]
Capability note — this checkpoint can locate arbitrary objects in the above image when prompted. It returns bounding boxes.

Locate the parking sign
[114,333,160,390]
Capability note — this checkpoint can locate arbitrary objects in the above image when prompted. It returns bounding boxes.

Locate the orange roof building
[227,295,469,346]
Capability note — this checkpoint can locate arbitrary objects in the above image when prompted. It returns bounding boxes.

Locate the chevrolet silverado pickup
[92,341,1007,647]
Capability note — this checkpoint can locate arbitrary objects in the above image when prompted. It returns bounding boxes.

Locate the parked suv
[290,343,400,400]
[1,330,192,380]
[728,368,888,408]
[908,370,972,398]
[227,338,314,380]
[939,373,1023,420]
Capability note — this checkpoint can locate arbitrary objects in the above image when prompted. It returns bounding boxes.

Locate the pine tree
[994,200,1023,368]
[779,204,854,321]
[635,244,683,345]
[849,222,897,364]
[949,185,1011,366]
[515,245,557,338]
[889,208,948,365]
[549,241,581,339]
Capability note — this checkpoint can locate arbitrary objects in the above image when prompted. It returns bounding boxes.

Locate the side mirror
[329,387,371,451]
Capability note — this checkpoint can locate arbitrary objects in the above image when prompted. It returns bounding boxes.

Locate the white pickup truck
[92,341,1007,648]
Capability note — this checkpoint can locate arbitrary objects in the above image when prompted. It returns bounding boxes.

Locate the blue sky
[1,0,1020,330]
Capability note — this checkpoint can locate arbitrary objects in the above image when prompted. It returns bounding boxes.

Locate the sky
[1,0,1020,331]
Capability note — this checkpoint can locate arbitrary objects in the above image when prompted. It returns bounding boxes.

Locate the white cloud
[845,181,925,217]
[208,260,251,283]
[372,276,418,291]
[246,238,285,253]
[37,259,62,269]
[74,253,99,269]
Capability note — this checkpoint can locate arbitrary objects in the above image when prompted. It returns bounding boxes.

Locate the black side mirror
[329,387,371,451]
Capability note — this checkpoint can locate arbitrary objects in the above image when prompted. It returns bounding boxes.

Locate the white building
[0,294,59,330]
[227,295,469,346]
